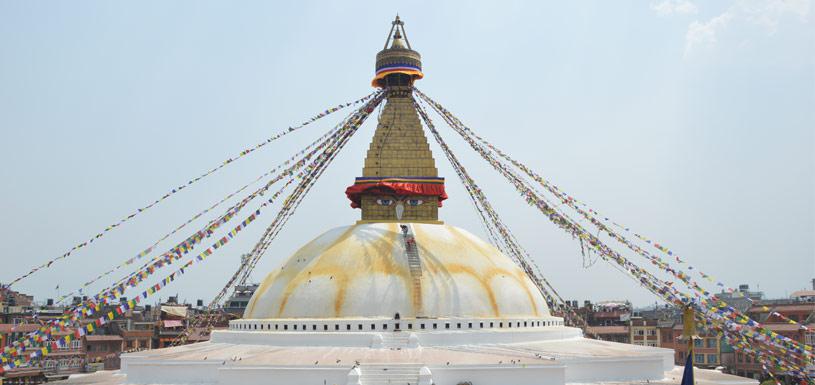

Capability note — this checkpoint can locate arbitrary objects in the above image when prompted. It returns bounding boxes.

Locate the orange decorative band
[372,65,424,87]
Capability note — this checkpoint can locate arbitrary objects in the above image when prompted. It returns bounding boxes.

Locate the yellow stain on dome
[244,223,549,320]
[274,223,410,317]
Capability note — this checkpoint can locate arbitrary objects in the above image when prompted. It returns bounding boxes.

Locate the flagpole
[682,306,696,385]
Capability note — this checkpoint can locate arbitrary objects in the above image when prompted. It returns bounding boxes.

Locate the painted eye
[407,199,423,206]
[376,199,393,206]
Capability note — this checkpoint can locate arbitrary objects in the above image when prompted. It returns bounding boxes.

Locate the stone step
[359,364,422,385]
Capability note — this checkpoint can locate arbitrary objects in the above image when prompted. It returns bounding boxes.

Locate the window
[468,322,473,328]
[707,354,717,364]
[445,323,450,329]
[407,323,412,330]
[648,330,656,336]
[421,324,426,330]
[371,324,375,330]
[313,325,317,331]
[346,324,351,331]
[293,325,297,330]
[456,323,461,329]
[694,354,704,364]
[636,330,645,336]
[324,325,328,331]
[383,324,388,330]
[284,325,288,330]
[737,353,743,363]
[335,325,339,331]
[358,324,363,330]
[479,322,483,328]
[706,338,717,349]
[433,323,438,329]
[490,322,494,328]
[693,339,702,347]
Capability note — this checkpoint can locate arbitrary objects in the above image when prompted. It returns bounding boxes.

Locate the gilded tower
[345,16,446,223]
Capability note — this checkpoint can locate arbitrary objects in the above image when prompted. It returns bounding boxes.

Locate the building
[222,284,258,316]
[586,301,631,326]
[655,317,733,372]
[1,323,84,381]
[84,335,123,370]
[629,317,660,347]
[61,17,756,385]
[0,288,34,325]
[585,325,629,343]
[789,279,815,303]
[731,292,815,380]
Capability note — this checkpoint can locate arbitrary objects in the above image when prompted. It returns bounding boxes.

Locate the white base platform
[70,326,759,385]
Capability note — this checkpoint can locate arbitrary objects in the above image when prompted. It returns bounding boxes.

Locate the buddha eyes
[375,199,422,206]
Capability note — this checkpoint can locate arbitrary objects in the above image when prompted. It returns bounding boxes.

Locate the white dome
[244,222,550,319]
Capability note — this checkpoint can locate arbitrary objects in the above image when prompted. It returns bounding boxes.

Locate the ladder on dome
[401,224,423,316]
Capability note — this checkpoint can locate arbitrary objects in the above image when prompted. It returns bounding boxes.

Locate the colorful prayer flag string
[0,92,386,371]
[55,109,357,304]
[3,90,382,289]
[414,88,813,380]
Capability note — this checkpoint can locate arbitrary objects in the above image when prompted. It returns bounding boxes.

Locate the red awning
[345,177,447,208]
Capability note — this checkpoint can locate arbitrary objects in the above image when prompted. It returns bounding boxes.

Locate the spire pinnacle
[373,16,423,88]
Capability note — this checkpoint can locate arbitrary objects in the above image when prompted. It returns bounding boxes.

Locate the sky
[0,0,812,308]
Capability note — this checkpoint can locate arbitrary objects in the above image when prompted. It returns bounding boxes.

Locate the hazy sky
[0,1,812,308]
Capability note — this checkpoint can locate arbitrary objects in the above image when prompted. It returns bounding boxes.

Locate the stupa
[65,17,756,385]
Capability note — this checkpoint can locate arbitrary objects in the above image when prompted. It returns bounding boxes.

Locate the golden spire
[345,17,445,223]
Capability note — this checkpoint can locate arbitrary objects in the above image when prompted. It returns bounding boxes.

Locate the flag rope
[414,88,812,381]
[3,91,381,289]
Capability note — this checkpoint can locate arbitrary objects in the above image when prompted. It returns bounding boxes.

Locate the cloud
[651,0,699,16]
[683,0,811,57]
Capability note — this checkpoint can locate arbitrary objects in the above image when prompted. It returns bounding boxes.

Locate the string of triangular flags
[172,94,384,346]
[414,88,805,334]
[3,91,381,290]
[235,93,386,285]
[55,108,357,305]
[0,94,385,373]
[415,99,594,336]
[414,89,812,380]
[172,94,386,346]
